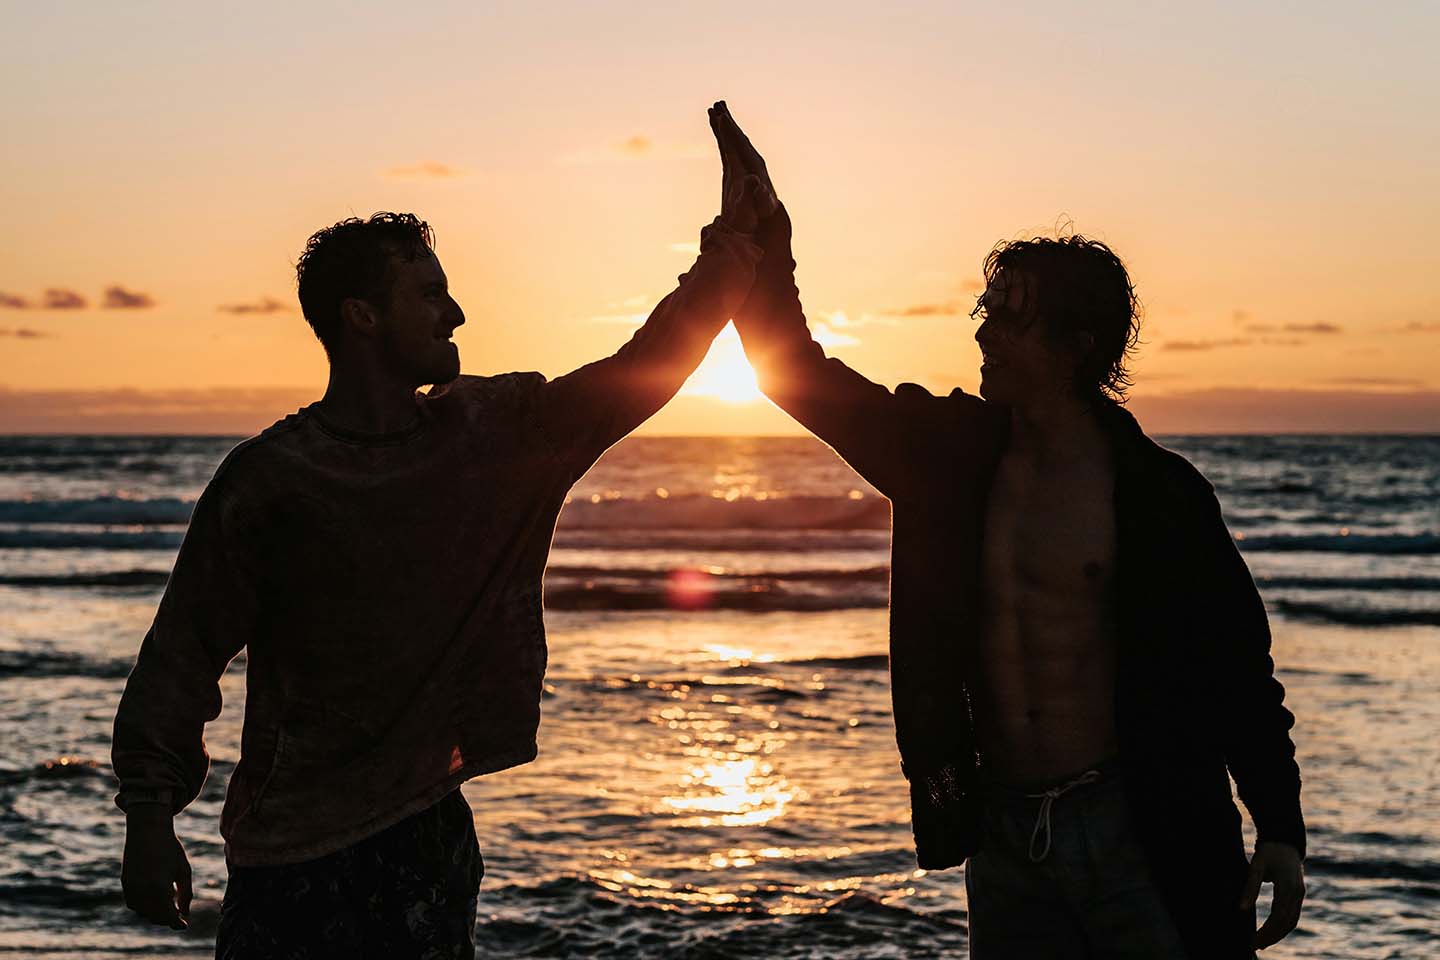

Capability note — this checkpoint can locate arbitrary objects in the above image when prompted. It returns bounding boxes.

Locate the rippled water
[1,435,1438,957]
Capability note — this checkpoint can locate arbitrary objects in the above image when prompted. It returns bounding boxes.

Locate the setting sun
[678,324,763,404]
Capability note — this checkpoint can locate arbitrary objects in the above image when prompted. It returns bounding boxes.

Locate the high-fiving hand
[709,101,779,233]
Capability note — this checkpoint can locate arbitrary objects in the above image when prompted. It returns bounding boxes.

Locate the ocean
[1,433,1437,958]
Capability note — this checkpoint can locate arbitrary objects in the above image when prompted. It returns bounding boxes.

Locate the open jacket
[734,207,1304,959]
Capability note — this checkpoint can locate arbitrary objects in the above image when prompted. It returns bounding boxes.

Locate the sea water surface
[1,434,1437,958]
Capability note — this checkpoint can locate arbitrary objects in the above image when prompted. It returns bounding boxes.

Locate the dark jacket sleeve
[532,218,761,479]
[111,476,259,814]
[1193,485,1306,858]
[732,204,968,500]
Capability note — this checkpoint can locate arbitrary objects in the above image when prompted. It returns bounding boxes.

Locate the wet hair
[971,235,1141,405]
[295,212,435,357]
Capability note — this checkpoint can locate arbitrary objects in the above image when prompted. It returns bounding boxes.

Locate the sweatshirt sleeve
[111,476,259,814]
[532,217,762,478]
[1195,487,1307,858]
[731,205,968,500]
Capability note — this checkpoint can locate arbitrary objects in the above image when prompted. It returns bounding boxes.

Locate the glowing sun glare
[680,324,762,404]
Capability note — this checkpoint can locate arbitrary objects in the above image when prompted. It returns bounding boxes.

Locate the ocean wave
[0,496,194,525]
[0,569,170,588]
[559,494,890,531]
[1256,574,1440,592]
[545,579,888,613]
[1238,532,1440,555]
[473,877,964,960]
[0,528,184,550]
[0,649,133,679]
[1270,599,1440,628]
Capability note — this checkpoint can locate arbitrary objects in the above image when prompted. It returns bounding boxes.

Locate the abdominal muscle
[971,604,1120,784]
[971,448,1122,785]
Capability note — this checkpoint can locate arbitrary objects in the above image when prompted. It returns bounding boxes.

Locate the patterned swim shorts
[215,789,483,959]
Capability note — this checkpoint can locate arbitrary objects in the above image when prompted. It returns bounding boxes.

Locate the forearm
[1201,495,1306,856]
[112,632,224,814]
[537,218,761,469]
[111,481,254,815]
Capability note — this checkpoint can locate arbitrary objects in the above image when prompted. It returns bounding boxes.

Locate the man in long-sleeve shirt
[710,102,1304,959]
[112,113,771,954]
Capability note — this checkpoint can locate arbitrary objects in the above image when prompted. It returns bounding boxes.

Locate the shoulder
[428,372,547,407]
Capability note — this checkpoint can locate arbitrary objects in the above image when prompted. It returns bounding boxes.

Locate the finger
[132,893,184,929]
[1238,856,1264,911]
[721,103,771,179]
[1253,904,1297,950]
[177,863,194,917]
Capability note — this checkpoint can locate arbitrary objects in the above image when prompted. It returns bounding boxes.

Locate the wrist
[125,803,175,826]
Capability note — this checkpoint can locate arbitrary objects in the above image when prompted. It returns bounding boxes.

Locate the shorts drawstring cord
[1027,769,1103,862]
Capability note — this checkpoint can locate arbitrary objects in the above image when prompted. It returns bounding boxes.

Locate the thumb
[176,857,194,918]
[1238,850,1265,911]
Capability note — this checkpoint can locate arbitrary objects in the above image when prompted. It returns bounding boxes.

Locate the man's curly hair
[295,212,435,357]
[971,235,1141,405]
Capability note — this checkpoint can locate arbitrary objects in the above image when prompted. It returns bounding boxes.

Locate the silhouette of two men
[115,102,1303,959]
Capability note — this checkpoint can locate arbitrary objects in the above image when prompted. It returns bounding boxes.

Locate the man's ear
[339,297,381,340]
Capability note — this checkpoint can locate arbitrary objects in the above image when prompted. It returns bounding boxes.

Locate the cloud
[562,137,706,165]
[0,292,30,309]
[1127,387,1440,433]
[583,312,648,326]
[668,241,700,256]
[812,321,860,348]
[218,297,288,315]
[1162,338,1253,351]
[1243,322,1342,334]
[885,301,964,318]
[960,278,985,294]
[0,385,318,434]
[1320,376,1426,388]
[43,288,87,310]
[1397,321,1440,333]
[822,310,896,330]
[0,327,53,339]
[102,285,156,309]
[382,161,469,180]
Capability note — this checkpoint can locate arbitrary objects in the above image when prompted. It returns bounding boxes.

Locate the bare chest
[981,453,1119,609]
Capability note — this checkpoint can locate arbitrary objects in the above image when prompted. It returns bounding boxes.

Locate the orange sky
[2,2,1437,433]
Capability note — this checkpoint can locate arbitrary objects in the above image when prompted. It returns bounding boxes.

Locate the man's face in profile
[973,269,1075,404]
[376,251,465,387]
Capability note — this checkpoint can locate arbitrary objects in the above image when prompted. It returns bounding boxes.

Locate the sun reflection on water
[663,753,797,827]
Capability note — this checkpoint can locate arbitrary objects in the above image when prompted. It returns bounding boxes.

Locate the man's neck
[1005,391,1109,466]
[317,364,421,435]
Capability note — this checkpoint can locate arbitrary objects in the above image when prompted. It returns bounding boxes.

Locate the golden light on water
[664,754,796,827]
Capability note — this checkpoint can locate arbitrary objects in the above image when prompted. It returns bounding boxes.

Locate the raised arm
[712,102,970,498]
[533,216,761,477]
[112,476,258,929]
[529,109,772,478]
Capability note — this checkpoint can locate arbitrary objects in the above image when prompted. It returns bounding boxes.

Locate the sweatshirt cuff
[115,787,178,814]
[699,217,764,265]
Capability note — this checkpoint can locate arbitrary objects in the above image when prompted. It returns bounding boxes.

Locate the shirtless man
[710,102,1305,958]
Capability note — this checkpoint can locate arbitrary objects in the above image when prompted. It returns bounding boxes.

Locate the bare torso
[973,430,1120,783]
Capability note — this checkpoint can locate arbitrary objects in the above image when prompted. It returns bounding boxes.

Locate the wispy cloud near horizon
[562,136,707,165]
[102,285,155,309]
[0,327,53,339]
[218,297,288,315]
[43,289,87,310]
[381,161,471,180]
